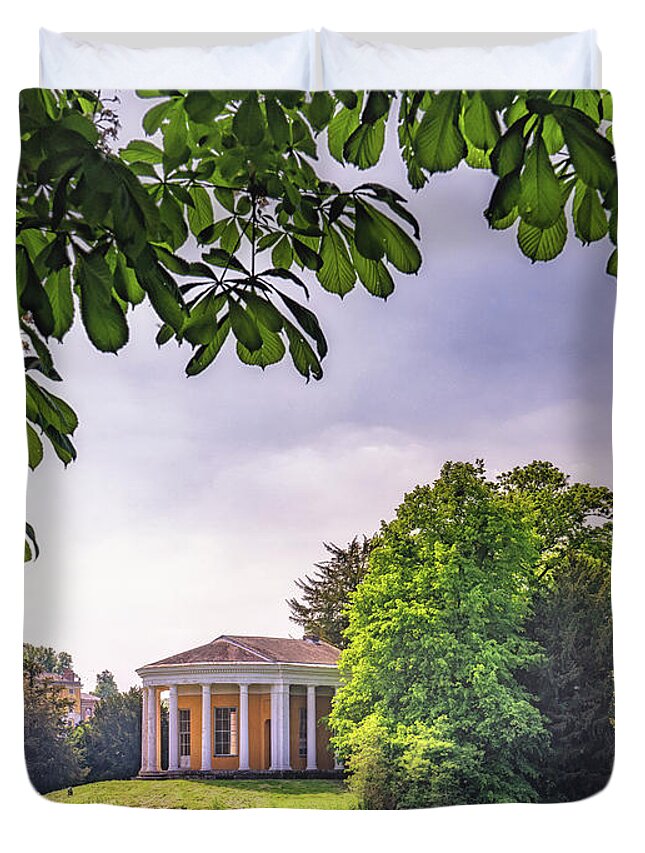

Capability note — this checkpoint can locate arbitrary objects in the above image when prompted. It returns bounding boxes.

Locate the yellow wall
[289,691,334,770]
[174,690,271,771]
[249,692,272,770]
[211,693,239,770]
[51,681,81,716]
[165,687,335,771]
[177,693,202,771]
[290,694,307,770]
[71,687,81,715]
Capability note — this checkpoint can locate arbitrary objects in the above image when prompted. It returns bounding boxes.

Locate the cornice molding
[137,660,340,688]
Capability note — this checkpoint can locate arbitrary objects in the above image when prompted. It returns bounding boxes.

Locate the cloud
[25,397,610,690]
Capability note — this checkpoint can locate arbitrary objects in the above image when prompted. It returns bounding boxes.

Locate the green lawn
[45,778,358,810]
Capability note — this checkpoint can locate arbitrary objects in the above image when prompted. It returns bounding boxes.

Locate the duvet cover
[18,88,616,808]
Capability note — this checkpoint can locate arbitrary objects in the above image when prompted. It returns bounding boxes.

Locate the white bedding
[39,29,601,90]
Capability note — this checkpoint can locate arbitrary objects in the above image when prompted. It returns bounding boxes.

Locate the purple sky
[23,93,615,691]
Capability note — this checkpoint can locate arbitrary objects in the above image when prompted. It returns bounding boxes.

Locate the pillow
[39,29,316,90]
[320,30,601,90]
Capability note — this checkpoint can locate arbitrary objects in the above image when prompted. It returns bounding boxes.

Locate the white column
[140,687,148,773]
[146,686,157,771]
[270,684,280,770]
[306,685,317,771]
[238,684,249,771]
[201,684,212,771]
[168,685,179,771]
[279,683,291,770]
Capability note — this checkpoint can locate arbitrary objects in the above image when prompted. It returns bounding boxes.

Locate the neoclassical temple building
[136,634,341,776]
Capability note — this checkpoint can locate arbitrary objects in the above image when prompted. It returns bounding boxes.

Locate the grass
[45,778,358,810]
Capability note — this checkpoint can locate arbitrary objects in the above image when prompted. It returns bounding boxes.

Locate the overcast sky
[23,93,615,691]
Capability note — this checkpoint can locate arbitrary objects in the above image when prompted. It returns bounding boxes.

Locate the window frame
[179,708,191,758]
[213,706,238,757]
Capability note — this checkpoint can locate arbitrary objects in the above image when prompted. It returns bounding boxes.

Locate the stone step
[137,769,344,781]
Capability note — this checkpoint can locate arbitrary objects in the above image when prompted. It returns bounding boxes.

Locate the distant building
[136,634,341,776]
[41,669,99,725]
[81,692,100,721]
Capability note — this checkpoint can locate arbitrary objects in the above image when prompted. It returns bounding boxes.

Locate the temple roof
[141,635,340,669]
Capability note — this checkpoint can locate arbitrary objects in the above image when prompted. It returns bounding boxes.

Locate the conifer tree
[287,536,372,647]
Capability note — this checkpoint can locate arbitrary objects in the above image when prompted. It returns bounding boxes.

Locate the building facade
[80,691,100,721]
[136,635,341,775]
[41,669,99,725]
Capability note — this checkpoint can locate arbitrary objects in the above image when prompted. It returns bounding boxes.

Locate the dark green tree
[23,644,57,674]
[71,688,142,782]
[92,670,119,700]
[23,643,74,675]
[497,461,614,801]
[56,651,73,674]
[287,536,373,647]
[330,461,548,808]
[23,651,85,794]
[525,551,613,801]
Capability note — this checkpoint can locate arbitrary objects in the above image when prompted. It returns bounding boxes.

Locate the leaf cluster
[126,89,422,380]
[16,88,423,558]
[391,90,616,271]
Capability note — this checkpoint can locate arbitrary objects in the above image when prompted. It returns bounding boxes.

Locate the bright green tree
[287,536,373,647]
[330,461,548,808]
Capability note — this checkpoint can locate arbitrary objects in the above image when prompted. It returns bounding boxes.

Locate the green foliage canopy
[330,461,549,807]
[17,89,616,560]
[497,461,614,802]
[23,646,85,794]
[92,669,119,701]
[23,643,74,676]
[71,688,143,783]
